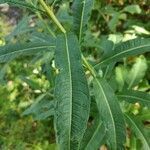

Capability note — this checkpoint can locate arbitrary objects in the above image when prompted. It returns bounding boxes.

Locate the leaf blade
[0,0,44,13]
[72,0,93,42]
[125,113,150,150]
[93,78,126,149]
[54,33,90,150]
[80,118,106,150]
[23,94,55,120]
[123,5,142,14]
[117,90,150,107]
[95,38,150,68]
[126,56,147,89]
[0,42,55,63]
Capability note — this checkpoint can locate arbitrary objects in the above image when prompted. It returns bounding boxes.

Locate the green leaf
[54,33,90,150]
[139,112,150,121]
[72,0,93,42]
[100,39,114,58]
[125,113,150,150]
[56,2,73,30]
[6,16,33,41]
[123,5,142,14]
[115,65,127,91]
[23,94,55,120]
[130,134,140,150]
[108,12,120,32]
[117,90,150,107]
[80,118,106,150]
[19,76,41,90]
[0,63,9,84]
[0,0,44,13]
[103,63,115,78]
[126,56,147,89]
[95,38,150,68]
[0,42,55,63]
[40,53,55,86]
[93,78,126,149]
[132,25,150,35]
[30,32,56,44]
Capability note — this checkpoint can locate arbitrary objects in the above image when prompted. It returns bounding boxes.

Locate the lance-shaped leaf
[0,0,44,13]
[93,78,126,149]
[0,62,9,84]
[0,42,55,63]
[95,38,150,68]
[117,90,150,107]
[126,55,147,89]
[6,16,33,41]
[72,0,93,42]
[139,112,150,121]
[80,118,106,150]
[125,113,150,150]
[54,33,90,150]
[23,94,55,120]
[123,5,141,14]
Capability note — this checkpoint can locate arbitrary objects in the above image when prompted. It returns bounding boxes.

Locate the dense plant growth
[0,0,150,149]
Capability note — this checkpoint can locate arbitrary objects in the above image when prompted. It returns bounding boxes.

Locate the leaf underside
[54,33,90,150]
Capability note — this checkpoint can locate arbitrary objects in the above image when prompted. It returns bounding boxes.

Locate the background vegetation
[0,0,149,149]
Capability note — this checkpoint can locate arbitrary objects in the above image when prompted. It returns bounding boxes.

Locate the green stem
[82,55,97,77]
[29,0,56,37]
[38,0,97,78]
[38,0,66,33]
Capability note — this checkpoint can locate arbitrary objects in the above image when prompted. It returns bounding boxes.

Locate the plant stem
[82,55,97,77]
[38,0,66,33]
[29,0,56,37]
[38,0,97,78]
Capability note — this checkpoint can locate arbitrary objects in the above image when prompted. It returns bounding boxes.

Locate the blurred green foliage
[0,0,149,149]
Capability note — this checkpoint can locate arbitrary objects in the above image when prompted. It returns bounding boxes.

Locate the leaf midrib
[125,114,150,149]
[2,0,42,12]
[128,58,142,89]
[85,122,104,149]
[79,0,86,42]
[0,45,55,58]
[96,44,150,67]
[64,34,72,149]
[95,78,117,149]
[118,94,149,103]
